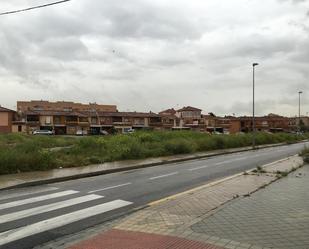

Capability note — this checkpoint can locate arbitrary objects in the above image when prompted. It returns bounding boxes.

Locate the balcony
[133,123,146,127]
[100,121,113,125]
[26,121,40,125]
[149,122,162,126]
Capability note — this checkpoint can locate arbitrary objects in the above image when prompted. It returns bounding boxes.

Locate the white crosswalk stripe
[0,194,103,224]
[0,199,132,246]
[0,190,78,210]
[0,188,133,247]
[0,187,58,201]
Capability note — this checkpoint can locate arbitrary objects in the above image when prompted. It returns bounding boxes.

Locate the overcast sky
[0,0,308,116]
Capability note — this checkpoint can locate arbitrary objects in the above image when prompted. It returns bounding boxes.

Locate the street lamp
[252,63,259,149]
[298,91,303,133]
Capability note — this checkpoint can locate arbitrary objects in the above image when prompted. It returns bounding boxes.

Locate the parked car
[123,128,135,134]
[100,130,109,135]
[76,130,88,136]
[33,130,53,135]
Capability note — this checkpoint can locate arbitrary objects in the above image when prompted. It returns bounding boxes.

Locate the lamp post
[252,63,259,149]
[298,91,303,133]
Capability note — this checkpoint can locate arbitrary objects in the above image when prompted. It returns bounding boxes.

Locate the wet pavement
[0,144,281,190]
[191,166,309,249]
[36,156,306,249]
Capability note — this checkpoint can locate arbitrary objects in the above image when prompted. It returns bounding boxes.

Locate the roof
[177,106,202,112]
[238,115,289,120]
[97,112,160,118]
[24,110,88,117]
[159,108,176,115]
[0,106,15,112]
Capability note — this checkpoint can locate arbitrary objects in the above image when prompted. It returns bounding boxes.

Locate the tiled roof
[97,112,160,118]
[0,106,15,112]
[24,110,88,117]
[159,108,176,115]
[177,106,202,112]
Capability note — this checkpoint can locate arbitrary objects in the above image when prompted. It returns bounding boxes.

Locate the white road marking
[214,157,248,166]
[88,183,132,194]
[0,200,133,246]
[0,187,59,201]
[0,190,78,210]
[231,156,248,161]
[214,161,232,165]
[250,154,261,158]
[188,165,210,171]
[149,172,179,180]
[0,194,103,224]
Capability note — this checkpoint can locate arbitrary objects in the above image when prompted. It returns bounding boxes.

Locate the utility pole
[298,91,303,133]
[252,63,259,149]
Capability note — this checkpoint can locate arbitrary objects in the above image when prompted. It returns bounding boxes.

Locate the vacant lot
[0,131,307,175]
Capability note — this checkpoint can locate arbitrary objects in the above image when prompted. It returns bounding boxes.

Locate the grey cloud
[81,0,203,41]
[39,37,89,61]
[278,0,307,3]
[0,0,309,116]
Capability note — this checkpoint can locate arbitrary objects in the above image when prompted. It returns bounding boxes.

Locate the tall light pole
[298,91,303,133]
[252,63,259,149]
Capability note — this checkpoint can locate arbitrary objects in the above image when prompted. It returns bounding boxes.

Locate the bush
[164,139,195,154]
[0,131,308,174]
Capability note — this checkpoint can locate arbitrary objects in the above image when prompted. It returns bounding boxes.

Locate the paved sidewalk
[191,165,309,249]
[37,155,308,249]
[0,143,287,190]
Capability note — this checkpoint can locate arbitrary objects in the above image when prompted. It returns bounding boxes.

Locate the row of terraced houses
[0,100,307,135]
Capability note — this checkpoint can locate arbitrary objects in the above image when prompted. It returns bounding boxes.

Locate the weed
[1,131,308,174]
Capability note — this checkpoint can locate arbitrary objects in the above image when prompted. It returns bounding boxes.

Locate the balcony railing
[66,121,78,125]
[26,120,40,124]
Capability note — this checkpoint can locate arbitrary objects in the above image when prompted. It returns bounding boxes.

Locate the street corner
[67,229,225,249]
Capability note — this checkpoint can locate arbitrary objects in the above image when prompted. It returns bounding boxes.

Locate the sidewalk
[39,155,308,249]
[0,143,287,190]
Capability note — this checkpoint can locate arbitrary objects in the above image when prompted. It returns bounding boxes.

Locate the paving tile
[190,166,309,249]
[68,229,225,249]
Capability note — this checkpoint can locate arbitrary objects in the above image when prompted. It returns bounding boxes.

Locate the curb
[148,154,302,206]
[148,171,244,206]
[0,141,306,191]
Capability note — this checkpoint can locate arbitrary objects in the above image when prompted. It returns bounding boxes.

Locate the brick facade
[0,107,15,133]
[1,100,300,135]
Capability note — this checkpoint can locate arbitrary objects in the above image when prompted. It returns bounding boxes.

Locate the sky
[0,0,308,116]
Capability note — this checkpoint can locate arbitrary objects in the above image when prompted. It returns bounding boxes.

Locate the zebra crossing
[0,186,133,248]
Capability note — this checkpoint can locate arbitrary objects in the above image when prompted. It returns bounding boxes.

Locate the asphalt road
[0,141,308,249]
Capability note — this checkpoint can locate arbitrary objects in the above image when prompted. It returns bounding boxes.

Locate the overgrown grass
[0,131,308,174]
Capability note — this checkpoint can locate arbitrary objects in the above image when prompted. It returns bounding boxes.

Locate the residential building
[238,114,291,133]
[14,101,117,135]
[202,114,241,134]
[0,106,15,133]
[159,109,177,130]
[96,111,162,134]
[13,100,162,135]
[5,100,302,135]
[17,100,117,113]
[175,106,204,131]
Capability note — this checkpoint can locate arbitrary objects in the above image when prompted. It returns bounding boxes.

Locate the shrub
[0,131,308,174]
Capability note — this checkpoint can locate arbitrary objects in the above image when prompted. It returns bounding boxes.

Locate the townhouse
[0,100,302,135]
[0,106,15,133]
[238,114,291,133]
[12,101,162,135]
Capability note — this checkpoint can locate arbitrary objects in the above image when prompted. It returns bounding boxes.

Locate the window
[91,117,98,124]
[27,115,39,122]
[46,116,51,124]
[54,116,61,124]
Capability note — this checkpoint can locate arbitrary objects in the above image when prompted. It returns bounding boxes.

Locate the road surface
[0,142,308,249]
